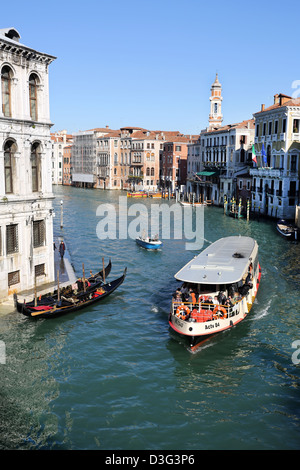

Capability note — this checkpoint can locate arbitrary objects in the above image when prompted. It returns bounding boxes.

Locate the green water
[0,186,300,450]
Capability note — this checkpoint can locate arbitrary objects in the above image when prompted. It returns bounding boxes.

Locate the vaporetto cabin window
[29,73,38,121]
[1,65,12,117]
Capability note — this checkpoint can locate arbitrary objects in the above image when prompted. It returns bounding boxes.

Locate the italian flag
[252,145,257,165]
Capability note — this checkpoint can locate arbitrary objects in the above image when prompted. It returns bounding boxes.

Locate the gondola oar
[102,257,105,284]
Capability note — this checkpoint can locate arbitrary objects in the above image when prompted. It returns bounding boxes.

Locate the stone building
[0,28,56,301]
[250,93,300,218]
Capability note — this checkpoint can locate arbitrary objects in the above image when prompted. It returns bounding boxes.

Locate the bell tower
[208,73,223,129]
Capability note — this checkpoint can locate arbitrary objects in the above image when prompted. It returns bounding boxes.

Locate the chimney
[261,104,265,111]
[274,94,279,105]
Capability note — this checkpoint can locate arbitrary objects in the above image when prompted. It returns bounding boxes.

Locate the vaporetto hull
[169,236,261,351]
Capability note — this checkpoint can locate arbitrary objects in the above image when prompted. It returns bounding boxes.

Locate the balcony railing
[250,168,284,178]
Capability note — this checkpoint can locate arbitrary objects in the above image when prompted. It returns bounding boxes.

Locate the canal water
[1,185,300,450]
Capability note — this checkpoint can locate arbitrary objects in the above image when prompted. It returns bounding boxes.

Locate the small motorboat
[16,268,127,319]
[276,219,298,240]
[180,201,206,207]
[136,233,162,250]
[127,191,147,198]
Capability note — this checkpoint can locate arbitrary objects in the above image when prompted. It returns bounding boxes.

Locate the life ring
[213,306,227,319]
[175,304,190,320]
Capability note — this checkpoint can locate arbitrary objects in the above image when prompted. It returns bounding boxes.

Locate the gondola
[16,268,127,319]
[15,259,112,312]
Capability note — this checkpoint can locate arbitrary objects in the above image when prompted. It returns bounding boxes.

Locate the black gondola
[16,268,127,319]
[15,259,112,312]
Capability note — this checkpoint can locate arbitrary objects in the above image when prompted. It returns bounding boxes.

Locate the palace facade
[0,28,56,301]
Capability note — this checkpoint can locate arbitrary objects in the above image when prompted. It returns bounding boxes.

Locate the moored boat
[276,219,298,240]
[127,191,147,198]
[169,236,261,351]
[16,268,127,318]
[180,201,206,207]
[15,259,112,312]
[136,235,162,250]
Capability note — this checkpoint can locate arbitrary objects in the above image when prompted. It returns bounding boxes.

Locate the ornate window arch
[4,139,17,193]
[31,141,42,192]
[1,65,13,117]
[29,73,39,121]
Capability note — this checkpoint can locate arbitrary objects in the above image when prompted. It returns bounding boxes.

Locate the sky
[2,0,300,135]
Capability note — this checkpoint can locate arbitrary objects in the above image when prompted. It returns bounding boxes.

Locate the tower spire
[208,73,223,129]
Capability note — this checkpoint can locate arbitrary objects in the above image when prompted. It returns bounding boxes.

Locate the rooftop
[175,236,257,285]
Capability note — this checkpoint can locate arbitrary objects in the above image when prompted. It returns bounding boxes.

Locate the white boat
[276,219,298,241]
[136,235,162,250]
[169,236,261,351]
[180,201,206,207]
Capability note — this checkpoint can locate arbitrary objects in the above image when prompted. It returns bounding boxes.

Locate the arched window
[1,66,12,117]
[151,167,154,176]
[146,167,150,176]
[31,142,41,192]
[4,140,16,193]
[29,73,38,120]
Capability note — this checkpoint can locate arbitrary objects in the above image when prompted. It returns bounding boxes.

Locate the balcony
[250,168,284,178]
[292,132,300,141]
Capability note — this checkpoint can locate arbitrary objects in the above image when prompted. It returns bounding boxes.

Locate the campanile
[208,73,223,129]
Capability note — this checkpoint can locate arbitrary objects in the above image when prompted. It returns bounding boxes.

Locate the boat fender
[213,306,227,319]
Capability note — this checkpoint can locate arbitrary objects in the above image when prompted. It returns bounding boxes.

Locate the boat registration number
[205,322,220,330]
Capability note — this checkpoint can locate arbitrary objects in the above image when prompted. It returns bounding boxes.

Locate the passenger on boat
[187,289,197,305]
[173,290,182,302]
[233,291,242,302]
[218,291,226,305]
[239,274,253,296]
[224,296,234,308]
[180,284,189,300]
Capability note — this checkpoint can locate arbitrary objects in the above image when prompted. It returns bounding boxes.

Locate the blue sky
[3,0,300,135]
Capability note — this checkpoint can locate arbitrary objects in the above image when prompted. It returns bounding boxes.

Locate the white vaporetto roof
[175,236,258,285]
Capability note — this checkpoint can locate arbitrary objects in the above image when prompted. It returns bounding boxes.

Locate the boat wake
[250,298,272,321]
